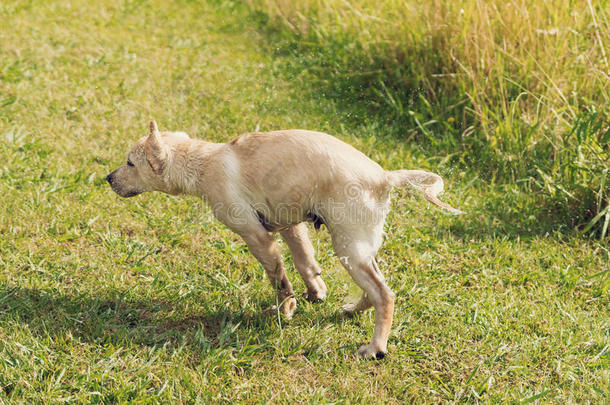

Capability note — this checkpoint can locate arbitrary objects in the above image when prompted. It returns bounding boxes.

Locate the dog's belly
[250,191,315,232]
[254,204,323,232]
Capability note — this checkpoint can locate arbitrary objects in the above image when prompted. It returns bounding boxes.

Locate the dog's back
[227,130,391,226]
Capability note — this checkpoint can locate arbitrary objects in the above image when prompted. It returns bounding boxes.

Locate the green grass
[0,0,608,403]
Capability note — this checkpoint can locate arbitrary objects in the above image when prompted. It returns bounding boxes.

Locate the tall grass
[248,0,610,237]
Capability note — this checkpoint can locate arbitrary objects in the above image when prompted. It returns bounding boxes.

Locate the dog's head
[106,120,189,198]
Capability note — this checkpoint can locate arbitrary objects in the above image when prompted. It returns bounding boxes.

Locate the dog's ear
[145,120,168,174]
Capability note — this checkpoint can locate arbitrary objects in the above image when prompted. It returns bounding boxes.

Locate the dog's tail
[387,170,464,215]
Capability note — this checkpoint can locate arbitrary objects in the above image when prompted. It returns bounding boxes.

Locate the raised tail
[387,169,464,215]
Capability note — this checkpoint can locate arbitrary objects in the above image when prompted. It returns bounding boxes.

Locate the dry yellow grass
[252,0,608,133]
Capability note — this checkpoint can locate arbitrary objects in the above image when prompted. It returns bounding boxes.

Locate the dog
[106,120,461,359]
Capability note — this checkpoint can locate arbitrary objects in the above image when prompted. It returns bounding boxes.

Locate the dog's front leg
[240,226,297,319]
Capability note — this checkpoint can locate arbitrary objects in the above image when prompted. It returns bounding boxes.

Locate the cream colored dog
[106,120,461,359]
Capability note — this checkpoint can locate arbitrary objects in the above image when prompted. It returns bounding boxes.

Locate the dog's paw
[305,288,327,302]
[342,302,358,314]
[280,297,297,320]
[304,277,327,302]
[357,344,386,360]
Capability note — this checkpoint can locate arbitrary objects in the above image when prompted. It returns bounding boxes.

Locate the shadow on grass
[248,9,474,158]
[442,201,574,243]
[0,284,342,353]
[443,213,571,244]
[392,186,579,244]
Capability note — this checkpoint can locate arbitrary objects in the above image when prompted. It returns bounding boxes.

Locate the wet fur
[106,121,461,359]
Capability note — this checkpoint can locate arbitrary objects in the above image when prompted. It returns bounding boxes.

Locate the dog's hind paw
[357,344,386,360]
[280,297,297,319]
[342,302,358,314]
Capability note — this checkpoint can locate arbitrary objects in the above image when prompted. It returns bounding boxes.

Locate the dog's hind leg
[332,230,394,359]
[280,223,327,301]
[240,225,297,319]
[342,259,386,313]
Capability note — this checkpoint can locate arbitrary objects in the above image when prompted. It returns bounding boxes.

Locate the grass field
[0,0,608,403]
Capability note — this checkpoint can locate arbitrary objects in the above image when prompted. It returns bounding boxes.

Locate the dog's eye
[127,160,134,167]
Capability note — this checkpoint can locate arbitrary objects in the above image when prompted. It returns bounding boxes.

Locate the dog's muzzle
[105,170,141,197]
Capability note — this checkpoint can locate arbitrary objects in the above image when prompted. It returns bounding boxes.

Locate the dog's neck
[164,139,224,197]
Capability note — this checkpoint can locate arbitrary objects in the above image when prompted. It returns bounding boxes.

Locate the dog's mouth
[120,190,142,198]
[108,182,142,198]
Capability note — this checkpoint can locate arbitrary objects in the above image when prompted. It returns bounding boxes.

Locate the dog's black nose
[105,173,113,184]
